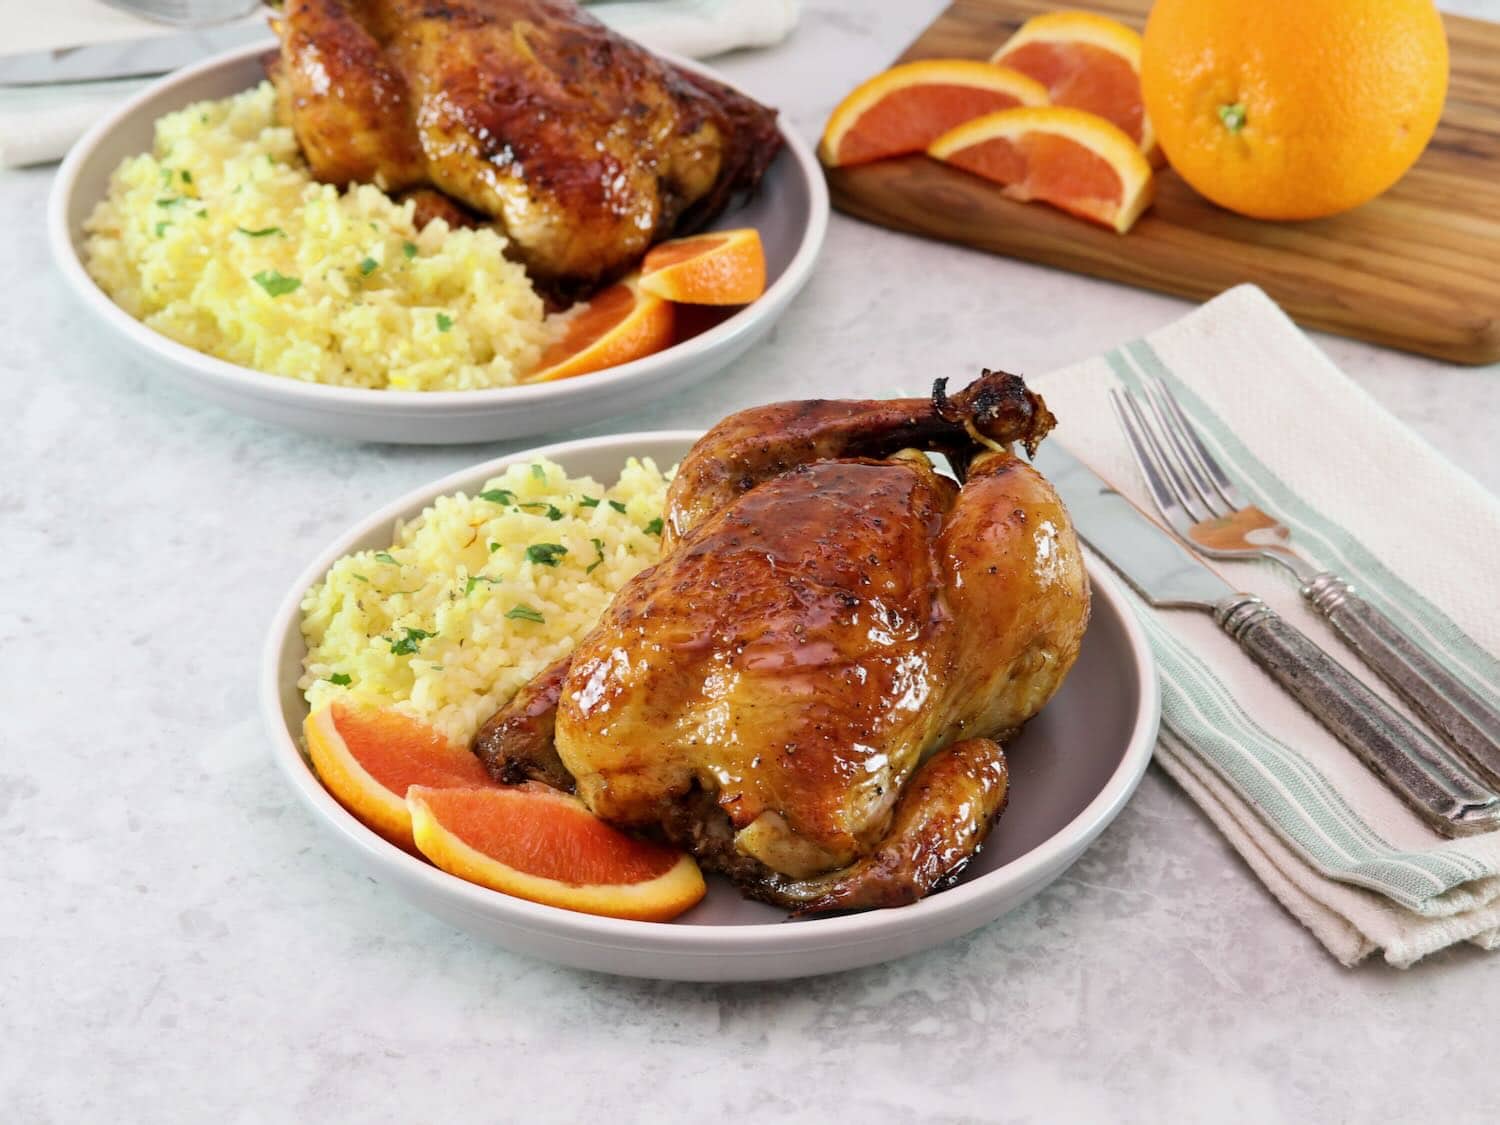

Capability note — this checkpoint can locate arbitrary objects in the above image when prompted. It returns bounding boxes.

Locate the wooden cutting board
[824,0,1500,364]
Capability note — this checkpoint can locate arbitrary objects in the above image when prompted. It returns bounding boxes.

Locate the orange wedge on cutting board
[640,229,766,305]
[528,275,675,383]
[408,784,707,921]
[820,58,1049,167]
[304,702,498,853]
[929,105,1155,233]
[990,10,1158,163]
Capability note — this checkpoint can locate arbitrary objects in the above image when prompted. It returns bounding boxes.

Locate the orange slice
[990,10,1159,163]
[929,105,1155,233]
[639,228,766,306]
[528,275,675,383]
[407,785,707,921]
[820,59,1049,167]
[304,702,497,853]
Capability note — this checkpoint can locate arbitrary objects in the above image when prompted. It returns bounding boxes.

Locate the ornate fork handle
[1215,595,1500,838]
[1301,573,1500,787]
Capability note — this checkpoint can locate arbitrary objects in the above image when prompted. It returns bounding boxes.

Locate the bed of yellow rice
[299,457,671,744]
[83,82,550,391]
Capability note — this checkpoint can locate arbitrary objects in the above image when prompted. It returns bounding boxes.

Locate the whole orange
[1140,0,1448,220]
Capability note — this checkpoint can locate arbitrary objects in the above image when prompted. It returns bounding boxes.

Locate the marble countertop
[7,2,1500,1120]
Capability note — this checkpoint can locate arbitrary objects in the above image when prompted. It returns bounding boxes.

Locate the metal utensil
[101,0,262,27]
[1034,440,1500,838]
[1110,377,1500,787]
[0,20,269,86]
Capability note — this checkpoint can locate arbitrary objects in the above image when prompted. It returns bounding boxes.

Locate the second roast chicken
[269,0,782,294]
[474,371,1091,913]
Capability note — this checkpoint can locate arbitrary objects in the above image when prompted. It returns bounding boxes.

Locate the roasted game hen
[474,371,1090,912]
[268,0,781,294]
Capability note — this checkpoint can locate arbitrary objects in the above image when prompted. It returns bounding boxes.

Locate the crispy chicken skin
[269,0,781,294]
[474,371,1090,912]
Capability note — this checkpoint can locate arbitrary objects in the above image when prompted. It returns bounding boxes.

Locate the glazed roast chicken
[268,0,782,294]
[474,371,1091,913]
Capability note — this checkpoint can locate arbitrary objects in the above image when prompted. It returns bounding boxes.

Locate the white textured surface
[5,1,1500,1120]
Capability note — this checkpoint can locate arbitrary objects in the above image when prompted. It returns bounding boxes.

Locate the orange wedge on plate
[408,784,707,921]
[304,702,498,853]
[990,10,1158,163]
[929,105,1155,233]
[640,228,766,306]
[820,58,1049,167]
[528,275,675,383]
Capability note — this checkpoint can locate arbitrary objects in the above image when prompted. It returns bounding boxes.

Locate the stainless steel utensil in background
[101,0,262,27]
[1111,377,1500,787]
[1034,441,1500,838]
[0,21,268,86]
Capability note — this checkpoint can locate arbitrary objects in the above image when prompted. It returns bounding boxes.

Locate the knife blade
[0,21,271,87]
[1035,441,1233,608]
[1034,440,1500,837]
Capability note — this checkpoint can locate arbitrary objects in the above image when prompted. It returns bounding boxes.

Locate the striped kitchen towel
[1031,284,1500,967]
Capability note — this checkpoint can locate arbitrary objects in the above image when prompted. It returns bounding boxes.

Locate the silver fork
[1111,377,1500,787]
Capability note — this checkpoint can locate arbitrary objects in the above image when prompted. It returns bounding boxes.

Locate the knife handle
[1214,594,1500,837]
[1301,572,1500,787]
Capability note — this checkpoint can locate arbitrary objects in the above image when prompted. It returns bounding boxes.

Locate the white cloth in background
[1033,284,1500,967]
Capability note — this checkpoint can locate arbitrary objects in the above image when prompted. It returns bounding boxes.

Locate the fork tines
[1110,379,1245,534]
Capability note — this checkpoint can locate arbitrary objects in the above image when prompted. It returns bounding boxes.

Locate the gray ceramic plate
[261,432,1160,980]
[49,43,827,444]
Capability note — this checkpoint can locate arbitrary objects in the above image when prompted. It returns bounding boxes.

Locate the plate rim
[47,40,829,413]
[259,429,1162,953]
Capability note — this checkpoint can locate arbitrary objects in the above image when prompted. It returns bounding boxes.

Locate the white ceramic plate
[261,432,1160,981]
[49,43,828,445]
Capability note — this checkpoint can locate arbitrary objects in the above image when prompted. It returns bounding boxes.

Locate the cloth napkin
[0,0,800,168]
[1030,284,1500,967]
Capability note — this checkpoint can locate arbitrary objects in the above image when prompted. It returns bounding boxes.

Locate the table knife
[1034,441,1500,838]
[0,21,269,86]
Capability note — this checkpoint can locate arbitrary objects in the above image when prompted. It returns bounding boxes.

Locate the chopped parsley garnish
[181,170,193,184]
[479,488,515,505]
[252,270,301,297]
[644,518,664,536]
[505,605,545,623]
[154,221,171,238]
[359,257,378,276]
[389,627,434,655]
[436,313,453,332]
[402,241,418,259]
[374,551,399,565]
[608,500,627,514]
[525,543,567,567]
[326,673,352,686]
[531,464,546,480]
[352,573,369,583]
[517,502,563,520]
[155,196,182,207]
[464,575,501,595]
[488,542,502,553]
[586,538,606,574]
[578,496,600,508]
[236,226,284,238]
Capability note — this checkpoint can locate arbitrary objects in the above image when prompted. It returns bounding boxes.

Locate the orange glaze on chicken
[474,371,1090,911]
[270,0,782,296]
